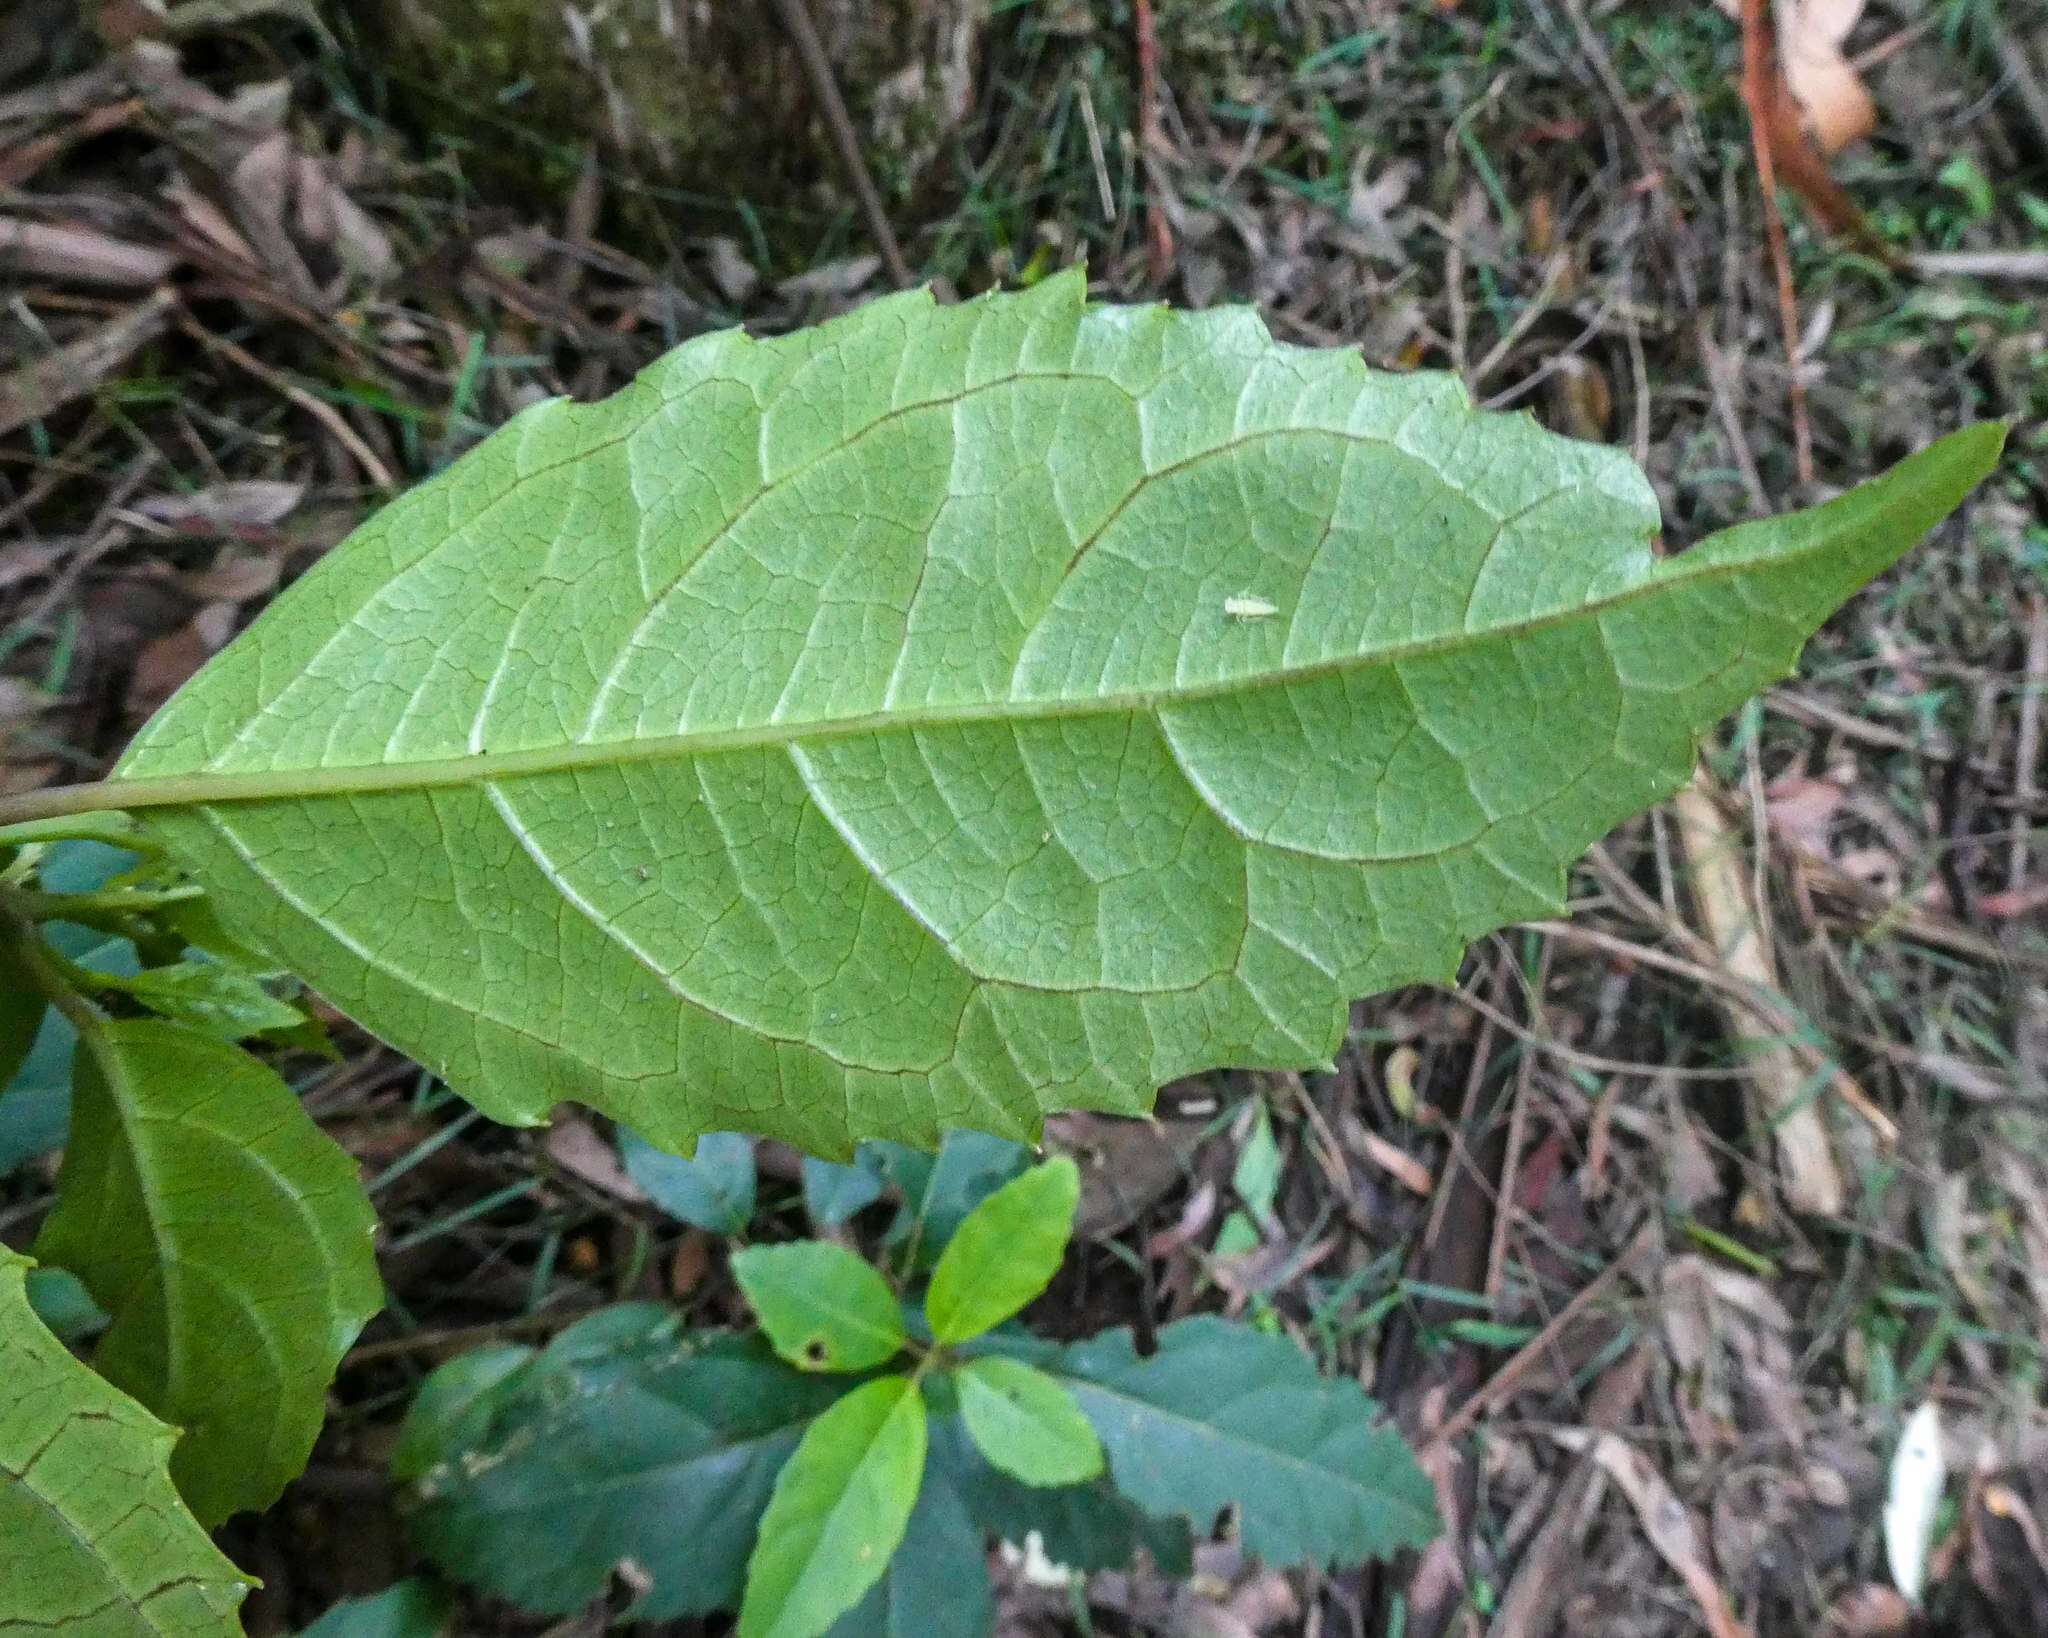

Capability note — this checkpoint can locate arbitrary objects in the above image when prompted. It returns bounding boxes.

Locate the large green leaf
[33,1018,381,1525]
[739,1373,929,1638]
[95,273,1999,1156]
[0,1248,249,1637]
[1050,1316,1439,1567]
[396,1308,845,1618]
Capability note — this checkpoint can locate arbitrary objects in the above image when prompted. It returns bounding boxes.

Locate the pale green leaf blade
[821,1457,991,1638]
[954,1355,1102,1487]
[0,1248,250,1638]
[396,1308,844,1617]
[739,1373,929,1638]
[106,275,2002,1156]
[1051,1315,1438,1567]
[32,1019,382,1525]
[732,1241,907,1372]
[926,1155,1078,1344]
[96,959,305,1040]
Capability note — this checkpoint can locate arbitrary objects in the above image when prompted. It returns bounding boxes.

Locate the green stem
[9,885,205,920]
[0,893,107,1039]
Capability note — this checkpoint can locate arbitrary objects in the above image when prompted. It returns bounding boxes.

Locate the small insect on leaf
[1223,594,1279,619]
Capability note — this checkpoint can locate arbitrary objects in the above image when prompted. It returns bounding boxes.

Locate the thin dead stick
[2013,594,2047,895]
[1738,0,1813,484]
[1132,0,1173,285]
[769,0,913,290]
[1447,986,1763,1084]
[176,312,396,490]
[1910,249,2048,284]
[1425,1217,1655,1452]
[1528,918,1898,1144]
[345,1306,600,1365]
[0,286,175,438]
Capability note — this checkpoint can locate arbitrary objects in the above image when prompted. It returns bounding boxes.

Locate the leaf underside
[0,1249,248,1638]
[33,1018,383,1526]
[113,272,2000,1156]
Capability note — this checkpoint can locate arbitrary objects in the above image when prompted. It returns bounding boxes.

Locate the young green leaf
[732,1241,908,1372]
[1051,1316,1439,1567]
[619,1126,756,1232]
[33,1017,382,1525]
[876,1130,1029,1268]
[739,1373,929,1638]
[48,273,1994,1159]
[822,1459,991,1638]
[397,1311,845,1618]
[94,957,306,1039]
[953,1355,1103,1487]
[0,1249,250,1637]
[926,1155,1079,1344]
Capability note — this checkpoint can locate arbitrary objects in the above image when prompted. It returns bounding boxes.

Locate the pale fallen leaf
[1884,1400,1944,1604]
[543,1116,647,1204]
[1782,0,1877,155]
[1561,1430,1754,1638]
[1714,0,1876,156]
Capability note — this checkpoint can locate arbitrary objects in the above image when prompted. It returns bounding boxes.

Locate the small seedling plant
[388,1142,1437,1637]
[0,273,2001,1633]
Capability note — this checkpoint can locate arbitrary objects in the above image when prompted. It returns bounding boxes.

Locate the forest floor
[2,2,2046,1635]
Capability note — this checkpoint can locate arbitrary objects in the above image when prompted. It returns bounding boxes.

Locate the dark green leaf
[927,1410,1191,1576]
[927,1157,1078,1344]
[1053,1316,1439,1567]
[397,1308,843,1618]
[739,1374,928,1638]
[0,841,140,1177]
[23,1264,107,1344]
[295,1580,452,1638]
[733,1242,907,1372]
[618,1126,755,1231]
[803,1154,886,1226]
[34,1019,382,1524]
[0,940,38,1091]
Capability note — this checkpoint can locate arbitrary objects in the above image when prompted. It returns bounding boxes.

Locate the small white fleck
[1224,595,1278,620]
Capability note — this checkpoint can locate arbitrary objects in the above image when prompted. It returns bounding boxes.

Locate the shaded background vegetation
[1,1,2045,1634]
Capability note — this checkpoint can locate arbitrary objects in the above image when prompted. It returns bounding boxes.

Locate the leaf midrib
[85,537,1793,821]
